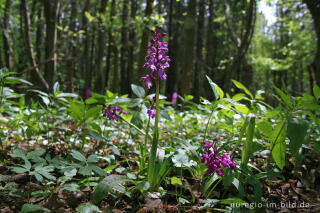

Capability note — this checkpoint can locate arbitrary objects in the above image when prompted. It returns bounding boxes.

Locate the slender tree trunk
[127,0,137,95]
[205,0,219,98]
[223,0,256,92]
[105,0,116,89]
[165,0,175,96]
[1,0,12,70]
[193,0,205,102]
[81,0,90,95]
[21,0,49,91]
[180,0,196,96]
[138,0,153,86]
[94,0,108,93]
[66,0,77,93]
[43,0,60,92]
[304,0,320,86]
[35,3,44,64]
[120,0,129,94]
[111,45,119,93]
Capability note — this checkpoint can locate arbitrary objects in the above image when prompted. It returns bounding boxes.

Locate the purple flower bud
[86,89,91,100]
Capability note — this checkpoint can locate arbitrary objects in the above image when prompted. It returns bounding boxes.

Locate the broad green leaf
[87,155,99,163]
[35,166,56,180]
[313,84,320,100]
[274,87,293,109]
[131,84,145,98]
[11,167,28,173]
[171,176,182,185]
[71,150,87,162]
[257,120,272,137]
[287,118,308,155]
[79,166,92,176]
[64,168,77,177]
[271,121,287,169]
[85,106,102,119]
[5,77,33,86]
[232,80,253,99]
[11,148,26,159]
[206,75,224,100]
[242,117,255,165]
[93,175,128,203]
[76,203,100,213]
[62,183,80,192]
[70,101,85,120]
[27,149,45,159]
[21,204,50,213]
[232,93,249,101]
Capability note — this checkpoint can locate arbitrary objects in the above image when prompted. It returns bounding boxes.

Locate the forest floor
[0,133,319,213]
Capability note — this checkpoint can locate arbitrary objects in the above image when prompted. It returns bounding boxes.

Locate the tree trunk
[1,0,12,70]
[66,0,77,93]
[21,0,49,91]
[120,0,129,95]
[304,0,320,86]
[180,0,196,96]
[223,0,256,92]
[105,0,116,89]
[138,0,153,87]
[43,0,60,92]
[127,0,137,96]
[35,3,44,64]
[81,0,90,95]
[205,0,219,98]
[193,0,205,102]
[94,0,108,93]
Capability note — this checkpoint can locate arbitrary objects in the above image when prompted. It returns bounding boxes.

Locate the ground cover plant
[0,23,320,212]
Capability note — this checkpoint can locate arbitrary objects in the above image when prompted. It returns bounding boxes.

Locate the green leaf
[56,93,78,99]
[232,80,253,99]
[287,118,308,155]
[85,106,102,119]
[11,148,26,159]
[274,87,293,109]
[313,84,320,100]
[64,168,77,177]
[131,84,145,98]
[271,121,287,169]
[4,77,33,85]
[178,197,190,204]
[171,176,182,185]
[63,183,80,192]
[21,204,51,213]
[76,203,100,213]
[70,101,85,120]
[11,167,28,173]
[242,117,255,164]
[87,155,99,163]
[93,175,128,203]
[35,166,56,180]
[71,150,87,162]
[206,75,224,100]
[27,149,46,159]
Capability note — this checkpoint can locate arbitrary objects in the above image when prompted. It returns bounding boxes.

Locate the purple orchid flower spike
[201,141,236,177]
[103,105,127,122]
[141,27,170,89]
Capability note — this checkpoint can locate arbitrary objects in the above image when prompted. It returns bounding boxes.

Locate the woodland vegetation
[0,0,319,212]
